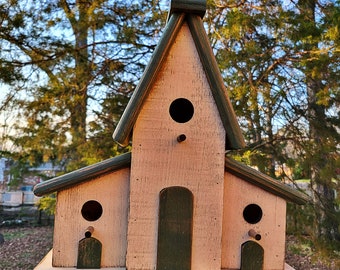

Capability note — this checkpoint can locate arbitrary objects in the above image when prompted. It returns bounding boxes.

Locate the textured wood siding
[127,22,226,270]
[52,168,130,267]
[222,172,286,270]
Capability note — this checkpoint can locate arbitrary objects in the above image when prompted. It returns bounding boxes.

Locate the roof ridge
[112,13,185,146]
[167,0,206,21]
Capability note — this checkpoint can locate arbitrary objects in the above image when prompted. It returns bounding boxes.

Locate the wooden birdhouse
[34,1,308,269]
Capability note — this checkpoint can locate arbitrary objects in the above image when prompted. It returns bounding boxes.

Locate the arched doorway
[77,237,102,269]
[240,240,264,270]
[157,186,193,270]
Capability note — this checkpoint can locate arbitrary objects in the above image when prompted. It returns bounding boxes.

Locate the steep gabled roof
[112,1,245,150]
[225,157,309,205]
[33,152,131,196]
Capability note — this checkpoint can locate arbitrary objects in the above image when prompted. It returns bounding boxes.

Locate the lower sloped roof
[34,151,307,206]
[33,152,131,196]
[225,157,308,205]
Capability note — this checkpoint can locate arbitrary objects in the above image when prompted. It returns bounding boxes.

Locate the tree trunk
[62,0,90,170]
[301,0,339,242]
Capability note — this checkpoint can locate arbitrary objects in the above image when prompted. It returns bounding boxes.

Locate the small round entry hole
[169,98,194,123]
[81,200,103,221]
[243,204,263,224]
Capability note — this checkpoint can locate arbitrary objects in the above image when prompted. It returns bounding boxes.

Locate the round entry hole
[169,98,194,123]
[243,204,263,224]
[81,200,103,221]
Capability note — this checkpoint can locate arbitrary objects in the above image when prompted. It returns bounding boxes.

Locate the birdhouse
[34,1,308,270]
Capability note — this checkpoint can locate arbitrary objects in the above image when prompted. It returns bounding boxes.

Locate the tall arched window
[157,186,193,270]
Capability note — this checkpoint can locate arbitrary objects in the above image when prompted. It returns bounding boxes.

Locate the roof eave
[113,12,245,150]
[112,13,186,146]
[225,157,309,205]
[34,152,132,196]
[186,15,245,150]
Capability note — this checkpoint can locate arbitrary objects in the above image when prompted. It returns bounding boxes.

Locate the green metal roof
[168,0,206,19]
[33,152,131,196]
[34,151,307,205]
[112,1,245,150]
[225,157,309,205]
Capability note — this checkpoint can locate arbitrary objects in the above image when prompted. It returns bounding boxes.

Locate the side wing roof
[112,1,245,150]
[33,152,131,196]
[34,151,307,206]
[225,157,308,205]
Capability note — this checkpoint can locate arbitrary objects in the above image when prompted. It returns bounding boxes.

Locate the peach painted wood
[222,171,287,270]
[52,168,130,267]
[126,22,226,270]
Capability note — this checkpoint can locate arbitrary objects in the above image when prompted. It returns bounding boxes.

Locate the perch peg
[177,134,187,142]
[248,229,261,240]
[85,226,94,238]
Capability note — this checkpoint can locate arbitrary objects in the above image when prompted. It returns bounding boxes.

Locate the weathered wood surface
[222,172,286,269]
[157,187,193,270]
[52,168,130,267]
[127,22,225,270]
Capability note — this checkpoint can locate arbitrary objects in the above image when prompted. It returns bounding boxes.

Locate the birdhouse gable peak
[113,2,245,150]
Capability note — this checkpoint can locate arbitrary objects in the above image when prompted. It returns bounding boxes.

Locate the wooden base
[36,250,295,270]
[284,263,296,270]
[221,265,295,270]
[34,250,125,270]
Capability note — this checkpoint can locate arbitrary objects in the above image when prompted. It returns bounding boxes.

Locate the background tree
[291,0,340,243]
[0,0,167,171]
[206,0,339,245]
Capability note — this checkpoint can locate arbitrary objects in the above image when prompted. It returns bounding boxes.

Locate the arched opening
[77,237,102,268]
[240,241,264,270]
[157,186,193,270]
